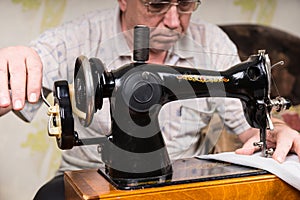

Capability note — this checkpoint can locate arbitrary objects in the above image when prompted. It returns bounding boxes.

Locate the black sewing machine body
[96,52,272,184]
[45,26,291,189]
[108,53,270,127]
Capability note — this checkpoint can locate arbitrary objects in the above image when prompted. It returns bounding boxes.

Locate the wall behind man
[198,0,300,37]
[0,0,299,199]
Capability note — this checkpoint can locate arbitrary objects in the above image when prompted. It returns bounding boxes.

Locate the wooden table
[65,168,300,200]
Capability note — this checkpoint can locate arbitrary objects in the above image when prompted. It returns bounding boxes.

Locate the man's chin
[150,41,175,52]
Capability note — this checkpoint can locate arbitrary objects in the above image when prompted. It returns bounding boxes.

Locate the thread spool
[133,25,150,62]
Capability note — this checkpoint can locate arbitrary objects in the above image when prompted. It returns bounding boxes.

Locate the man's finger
[272,129,296,163]
[8,58,27,110]
[25,49,43,103]
[236,134,260,155]
[0,58,10,107]
[292,134,300,162]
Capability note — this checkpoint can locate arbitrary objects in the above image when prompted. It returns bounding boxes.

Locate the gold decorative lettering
[177,75,229,83]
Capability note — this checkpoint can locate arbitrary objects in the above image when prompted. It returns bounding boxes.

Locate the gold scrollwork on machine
[177,75,229,83]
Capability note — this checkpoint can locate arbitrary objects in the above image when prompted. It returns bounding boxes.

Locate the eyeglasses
[143,0,201,15]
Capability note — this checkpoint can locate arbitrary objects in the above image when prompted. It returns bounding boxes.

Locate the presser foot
[253,142,274,157]
[265,148,274,157]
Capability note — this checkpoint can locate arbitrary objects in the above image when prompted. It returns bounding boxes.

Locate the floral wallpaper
[21,119,61,178]
[12,0,42,10]
[234,0,277,24]
[12,0,67,31]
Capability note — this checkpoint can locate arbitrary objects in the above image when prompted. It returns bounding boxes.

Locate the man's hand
[236,119,300,163]
[0,46,42,112]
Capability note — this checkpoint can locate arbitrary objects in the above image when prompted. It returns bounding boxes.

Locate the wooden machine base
[65,168,300,200]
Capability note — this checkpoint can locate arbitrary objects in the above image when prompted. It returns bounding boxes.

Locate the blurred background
[0,0,299,199]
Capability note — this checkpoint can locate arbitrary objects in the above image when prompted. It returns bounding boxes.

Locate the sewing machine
[44,26,291,191]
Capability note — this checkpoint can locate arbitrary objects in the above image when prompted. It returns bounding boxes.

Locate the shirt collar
[171,28,198,60]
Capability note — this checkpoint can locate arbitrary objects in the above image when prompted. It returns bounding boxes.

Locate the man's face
[119,0,193,52]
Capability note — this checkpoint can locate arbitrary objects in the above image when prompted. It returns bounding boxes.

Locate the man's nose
[163,5,180,29]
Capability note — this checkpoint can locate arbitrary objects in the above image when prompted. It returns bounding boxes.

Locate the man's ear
[118,0,128,12]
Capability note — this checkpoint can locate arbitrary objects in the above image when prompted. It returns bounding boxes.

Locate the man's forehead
[143,0,192,3]
[145,0,172,2]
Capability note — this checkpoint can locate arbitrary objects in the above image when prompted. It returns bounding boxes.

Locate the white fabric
[198,152,300,191]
